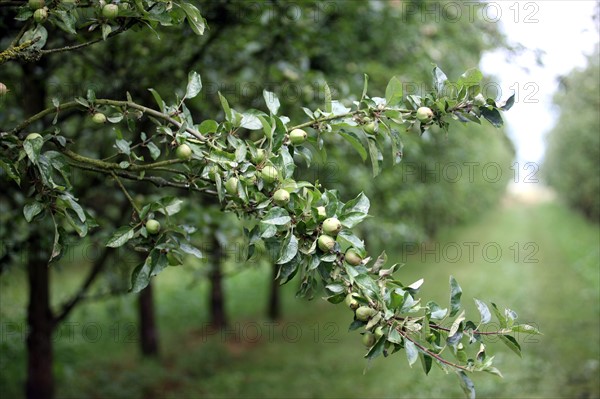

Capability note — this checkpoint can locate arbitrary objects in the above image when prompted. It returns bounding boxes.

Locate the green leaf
[323,81,332,113]
[23,136,43,164]
[342,192,370,215]
[366,138,382,177]
[457,371,476,399]
[385,76,403,106]
[179,243,203,259]
[420,353,433,375]
[218,92,232,122]
[101,24,112,41]
[449,275,462,317]
[433,65,448,94]
[263,90,280,115]
[480,107,504,127]
[511,324,542,335]
[106,226,135,248]
[58,193,86,223]
[491,302,508,328]
[498,335,522,357]
[147,142,161,160]
[457,68,483,88]
[338,130,367,161]
[23,202,44,222]
[186,71,202,99]
[179,1,205,35]
[500,93,515,111]
[474,298,491,324]
[156,197,184,216]
[365,335,386,360]
[361,74,369,100]
[261,207,291,225]
[404,338,419,367]
[276,234,298,264]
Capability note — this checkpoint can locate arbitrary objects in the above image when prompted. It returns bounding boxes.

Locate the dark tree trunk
[25,238,54,399]
[267,263,281,320]
[138,282,159,356]
[209,234,227,328]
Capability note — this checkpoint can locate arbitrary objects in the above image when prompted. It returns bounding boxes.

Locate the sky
[479,0,599,166]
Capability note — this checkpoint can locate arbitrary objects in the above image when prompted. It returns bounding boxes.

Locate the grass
[0,199,598,398]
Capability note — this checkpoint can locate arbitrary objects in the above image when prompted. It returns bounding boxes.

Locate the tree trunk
[25,237,54,399]
[138,282,159,356]
[267,263,281,320]
[209,234,227,328]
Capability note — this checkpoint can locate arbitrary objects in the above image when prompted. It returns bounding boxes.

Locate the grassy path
[1,200,598,398]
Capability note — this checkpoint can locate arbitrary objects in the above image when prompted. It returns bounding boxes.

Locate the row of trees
[544,48,600,222]
[1,1,532,398]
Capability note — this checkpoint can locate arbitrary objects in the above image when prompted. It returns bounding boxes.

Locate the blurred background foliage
[543,48,600,223]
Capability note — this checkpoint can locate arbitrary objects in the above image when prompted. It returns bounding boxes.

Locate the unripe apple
[28,0,45,10]
[363,121,378,135]
[273,189,290,206]
[102,3,119,19]
[362,332,375,347]
[374,326,384,339]
[25,133,42,141]
[473,93,486,106]
[317,234,336,252]
[322,217,342,236]
[316,206,327,221]
[33,7,48,23]
[260,165,278,183]
[146,219,160,235]
[355,306,376,322]
[175,144,192,160]
[225,177,239,195]
[344,293,359,310]
[345,248,363,266]
[92,112,107,124]
[289,128,307,145]
[252,148,266,164]
[416,107,434,123]
[0,83,7,96]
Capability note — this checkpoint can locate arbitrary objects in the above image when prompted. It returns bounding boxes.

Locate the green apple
[28,0,45,10]
[374,326,385,339]
[363,121,378,135]
[344,293,359,310]
[317,234,336,252]
[416,107,434,123]
[344,248,363,266]
[273,189,290,206]
[289,128,307,145]
[92,112,107,124]
[322,217,342,236]
[175,144,192,160]
[252,148,266,164]
[146,219,160,235]
[102,4,119,19]
[260,165,278,183]
[362,332,376,347]
[25,133,42,141]
[316,206,327,221]
[355,306,376,322]
[225,177,239,195]
[33,7,48,23]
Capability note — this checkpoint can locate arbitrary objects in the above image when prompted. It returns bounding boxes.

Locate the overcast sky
[479,0,599,166]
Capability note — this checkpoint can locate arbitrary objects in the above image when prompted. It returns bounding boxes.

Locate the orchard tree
[544,49,600,222]
[0,1,539,399]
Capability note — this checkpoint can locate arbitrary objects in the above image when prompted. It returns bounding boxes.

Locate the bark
[208,234,227,328]
[25,236,54,399]
[138,282,159,356]
[267,263,281,320]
